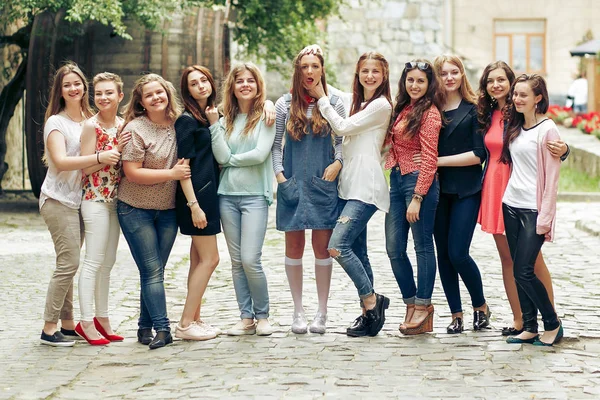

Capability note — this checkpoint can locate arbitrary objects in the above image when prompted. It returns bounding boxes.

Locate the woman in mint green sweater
[208,63,275,336]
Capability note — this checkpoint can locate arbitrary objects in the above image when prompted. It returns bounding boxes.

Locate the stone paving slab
[0,201,599,399]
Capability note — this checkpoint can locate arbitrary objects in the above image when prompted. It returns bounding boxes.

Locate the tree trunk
[0,55,27,194]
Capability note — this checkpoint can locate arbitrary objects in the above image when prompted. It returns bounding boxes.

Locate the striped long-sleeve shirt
[272,97,345,177]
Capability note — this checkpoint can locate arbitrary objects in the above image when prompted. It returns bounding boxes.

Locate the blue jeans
[434,192,486,314]
[385,169,439,306]
[328,199,378,299]
[219,195,270,319]
[117,201,178,332]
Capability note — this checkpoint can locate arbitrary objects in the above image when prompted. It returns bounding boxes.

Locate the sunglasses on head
[405,61,430,71]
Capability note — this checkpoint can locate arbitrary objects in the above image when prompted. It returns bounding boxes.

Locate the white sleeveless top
[39,114,84,210]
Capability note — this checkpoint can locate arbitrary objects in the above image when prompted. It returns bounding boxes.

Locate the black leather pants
[502,203,559,332]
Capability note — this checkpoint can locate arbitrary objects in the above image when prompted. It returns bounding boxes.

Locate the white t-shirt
[502,119,551,209]
[567,78,588,107]
[39,114,84,210]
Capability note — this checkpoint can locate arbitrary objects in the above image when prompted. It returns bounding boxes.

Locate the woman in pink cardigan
[500,74,562,347]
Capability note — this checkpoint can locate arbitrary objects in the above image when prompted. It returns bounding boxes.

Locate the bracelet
[96,151,100,164]
[412,193,424,203]
[186,200,198,208]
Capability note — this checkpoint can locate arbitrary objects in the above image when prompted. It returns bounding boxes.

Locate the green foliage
[1,0,345,68]
[559,165,600,193]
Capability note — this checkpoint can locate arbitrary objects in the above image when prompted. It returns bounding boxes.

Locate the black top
[174,112,221,236]
[437,100,485,198]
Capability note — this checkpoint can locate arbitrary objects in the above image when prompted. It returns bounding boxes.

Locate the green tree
[0,0,344,193]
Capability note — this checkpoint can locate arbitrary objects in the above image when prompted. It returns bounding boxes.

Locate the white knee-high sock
[285,257,303,314]
[315,257,333,315]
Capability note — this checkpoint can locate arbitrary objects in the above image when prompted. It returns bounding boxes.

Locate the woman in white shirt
[39,63,120,347]
[309,52,392,337]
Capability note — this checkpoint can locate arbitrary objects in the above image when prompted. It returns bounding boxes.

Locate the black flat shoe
[446,317,464,334]
[365,293,390,337]
[473,306,491,331]
[137,328,154,345]
[347,315,369,337]
[149,331,172,350]
[501,326,524,336]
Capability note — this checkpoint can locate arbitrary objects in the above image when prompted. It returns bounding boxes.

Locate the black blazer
[437,100,485,198]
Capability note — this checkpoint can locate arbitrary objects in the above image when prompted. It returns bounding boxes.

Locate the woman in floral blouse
[77,72,131,345]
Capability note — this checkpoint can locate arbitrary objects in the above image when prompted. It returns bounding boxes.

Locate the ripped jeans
[328,199,378,299]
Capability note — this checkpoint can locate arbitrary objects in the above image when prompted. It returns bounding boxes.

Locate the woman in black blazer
[431,55,490,334]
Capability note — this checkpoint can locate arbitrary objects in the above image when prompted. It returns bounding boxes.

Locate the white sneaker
[175,323,217,341]
[256,319,274,336]
[195,320,222,336]
[309,311,327,334]
[227,320,256,336]
[291,312,308,334]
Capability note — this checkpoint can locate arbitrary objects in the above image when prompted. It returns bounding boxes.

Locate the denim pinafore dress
[276,94,341,231]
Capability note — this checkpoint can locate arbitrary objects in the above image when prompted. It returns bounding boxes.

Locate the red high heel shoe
[75,323,110,346]
[94,317,124,342]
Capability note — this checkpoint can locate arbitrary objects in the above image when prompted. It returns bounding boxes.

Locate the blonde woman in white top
[309,52,392,337]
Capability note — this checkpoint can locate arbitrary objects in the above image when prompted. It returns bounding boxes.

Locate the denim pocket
[309,176,338,207]
[277,177,299,207]
[116,200,136,217]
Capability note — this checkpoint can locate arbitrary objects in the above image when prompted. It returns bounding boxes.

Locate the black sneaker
[60,327,84,340]
[40,330,75,347]
[346,315,369,337]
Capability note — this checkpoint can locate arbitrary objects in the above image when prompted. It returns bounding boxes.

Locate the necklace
[64,110,85,126]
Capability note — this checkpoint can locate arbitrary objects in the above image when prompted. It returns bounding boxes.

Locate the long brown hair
[350,52,392,116]
[121,73,182,128]
[287,45,330,140]
[44,62,93,122]
[433,55,476,104]
[388,59,444,140]
[476,61,515,134]
[220,63,266,137]
[180,65,217,124]
[500,74,549,164]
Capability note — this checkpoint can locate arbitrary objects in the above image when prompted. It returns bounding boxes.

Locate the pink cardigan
[536,122,561,242]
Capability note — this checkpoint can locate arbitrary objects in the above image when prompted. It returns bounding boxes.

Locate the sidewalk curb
[557,192,600,202]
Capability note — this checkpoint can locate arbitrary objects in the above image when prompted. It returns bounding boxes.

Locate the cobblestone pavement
[1,201,599,399]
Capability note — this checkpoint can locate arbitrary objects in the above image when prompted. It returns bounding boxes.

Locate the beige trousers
[40,199,84,323]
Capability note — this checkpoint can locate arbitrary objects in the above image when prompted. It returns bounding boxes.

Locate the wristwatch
[411,193,424,203]
[187,200,198,208]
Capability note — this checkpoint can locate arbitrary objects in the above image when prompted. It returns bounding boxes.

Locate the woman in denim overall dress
[272,45,346,334]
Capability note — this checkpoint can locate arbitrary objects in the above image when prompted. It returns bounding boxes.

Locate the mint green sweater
[209,115,276,205]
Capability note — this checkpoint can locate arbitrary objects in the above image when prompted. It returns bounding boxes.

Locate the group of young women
[38,43,567,350]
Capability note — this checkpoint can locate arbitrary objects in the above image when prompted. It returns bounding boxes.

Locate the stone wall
[255,0,445,99]
[326,0,445,93]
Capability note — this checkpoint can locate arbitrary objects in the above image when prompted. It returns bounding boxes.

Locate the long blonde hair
[220,63,266,136]
[433,55,477,104]
[121,73,182,128]
[287,45,330,140]
[44,62,93,122]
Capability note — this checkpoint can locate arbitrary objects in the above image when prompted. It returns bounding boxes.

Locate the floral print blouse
[82,115,123,202]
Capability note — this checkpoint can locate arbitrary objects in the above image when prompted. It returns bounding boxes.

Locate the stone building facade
[449,0,600,97]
